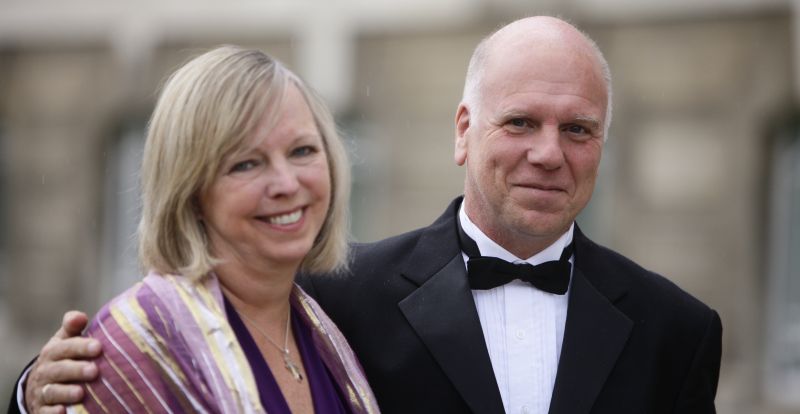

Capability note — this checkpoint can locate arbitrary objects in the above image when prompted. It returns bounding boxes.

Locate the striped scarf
[68,271,379,414]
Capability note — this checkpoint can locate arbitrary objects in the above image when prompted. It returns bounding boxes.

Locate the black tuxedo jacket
[301,197,722,414]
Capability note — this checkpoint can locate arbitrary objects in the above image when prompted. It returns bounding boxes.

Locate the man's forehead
[484,71,607,110]
[486,42,600,80]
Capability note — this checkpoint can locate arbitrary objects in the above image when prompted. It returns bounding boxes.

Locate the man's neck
[458,202,574,263]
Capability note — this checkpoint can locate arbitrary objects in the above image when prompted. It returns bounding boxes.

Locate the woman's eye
[230,160,258,173]
[292,145,317,157]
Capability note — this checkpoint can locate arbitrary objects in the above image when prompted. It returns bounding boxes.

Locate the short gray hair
[462,18,614,138]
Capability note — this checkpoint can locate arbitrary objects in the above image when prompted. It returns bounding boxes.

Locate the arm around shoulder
[12,310,100,414]
[70,288,216,413]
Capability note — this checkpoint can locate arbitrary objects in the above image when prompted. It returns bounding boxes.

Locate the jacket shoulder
[350,226,429,268]
[578,234,717,330]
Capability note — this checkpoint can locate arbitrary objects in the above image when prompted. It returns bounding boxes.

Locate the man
[12,16,721,414]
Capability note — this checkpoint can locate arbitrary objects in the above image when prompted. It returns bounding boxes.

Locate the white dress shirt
[459,205,573,414]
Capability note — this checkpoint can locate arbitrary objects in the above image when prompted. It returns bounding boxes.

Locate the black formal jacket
[301,197,722,414]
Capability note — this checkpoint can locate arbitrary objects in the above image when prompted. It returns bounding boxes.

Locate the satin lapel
[548,266,633,414]
[395,198,504,414]
[398,253,505,414]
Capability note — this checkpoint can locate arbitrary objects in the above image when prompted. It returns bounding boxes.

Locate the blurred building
[1,0,798,412]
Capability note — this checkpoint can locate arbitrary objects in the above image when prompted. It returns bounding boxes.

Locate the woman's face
[199,84,331,273]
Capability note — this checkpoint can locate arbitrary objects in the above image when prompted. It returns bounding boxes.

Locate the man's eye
[230,160,258,173]
[565,125,588,134]
[508,118,527,128]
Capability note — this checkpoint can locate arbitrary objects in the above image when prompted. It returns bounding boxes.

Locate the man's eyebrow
[572,115,602,130]
[495,107,543,122]
[496,109,528,118]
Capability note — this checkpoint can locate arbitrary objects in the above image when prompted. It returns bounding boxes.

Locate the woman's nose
[264,160,300,198]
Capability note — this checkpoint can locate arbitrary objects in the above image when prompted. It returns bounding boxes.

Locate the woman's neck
[216,259,299,323]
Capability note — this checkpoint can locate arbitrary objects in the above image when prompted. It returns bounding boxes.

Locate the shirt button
[521,405,530,414]
[515,329,525,339]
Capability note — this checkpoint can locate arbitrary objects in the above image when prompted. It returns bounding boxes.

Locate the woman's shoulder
[87,271,226,342]
[86,280,150,332]
[87,272,173,334]
[76,272,237,413]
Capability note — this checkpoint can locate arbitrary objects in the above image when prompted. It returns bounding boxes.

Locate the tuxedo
[300,197,721,414]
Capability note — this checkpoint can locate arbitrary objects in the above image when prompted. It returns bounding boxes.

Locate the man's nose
[526,127,565,170]
[265,160,300,197]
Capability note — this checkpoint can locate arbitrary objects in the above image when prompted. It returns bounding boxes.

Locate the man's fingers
[25,318,100,414]
[38,405,67,414]
[40,336,101,362]
[55,311,89,339]
[26,358,97,412]
[41,383,85,406]
[40,359,99,383]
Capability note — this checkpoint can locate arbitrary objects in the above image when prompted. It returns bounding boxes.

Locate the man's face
[455,34,607,258]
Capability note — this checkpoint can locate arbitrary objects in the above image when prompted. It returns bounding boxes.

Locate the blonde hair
[138,45,350,280]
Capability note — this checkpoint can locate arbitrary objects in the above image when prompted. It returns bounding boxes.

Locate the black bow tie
[457,219,573,294]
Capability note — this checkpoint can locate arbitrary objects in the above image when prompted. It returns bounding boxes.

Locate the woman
[68,46,378,413]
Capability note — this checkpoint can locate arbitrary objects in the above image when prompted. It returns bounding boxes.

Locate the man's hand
[24,311,101,414]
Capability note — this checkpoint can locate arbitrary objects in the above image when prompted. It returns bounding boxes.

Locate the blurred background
[0,0,798,412]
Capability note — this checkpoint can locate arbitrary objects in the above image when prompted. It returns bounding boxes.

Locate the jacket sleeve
[673,310,723,414]
[7,358,35,414]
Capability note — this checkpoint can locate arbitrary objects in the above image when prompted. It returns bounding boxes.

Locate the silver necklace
[238,308,304,382]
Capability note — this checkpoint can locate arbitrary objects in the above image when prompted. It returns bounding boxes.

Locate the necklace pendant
[283,352,304,382]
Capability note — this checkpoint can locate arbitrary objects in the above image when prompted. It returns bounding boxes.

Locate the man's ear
[454,103,470,166]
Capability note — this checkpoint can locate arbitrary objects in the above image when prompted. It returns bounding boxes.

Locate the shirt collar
[458,201,574,266]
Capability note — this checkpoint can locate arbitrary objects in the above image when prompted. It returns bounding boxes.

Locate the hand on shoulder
[24,311,101,413]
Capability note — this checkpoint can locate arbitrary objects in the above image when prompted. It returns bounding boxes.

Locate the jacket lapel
[398,198,505,414]
[395,200,632,414]
[548,229,633,414]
